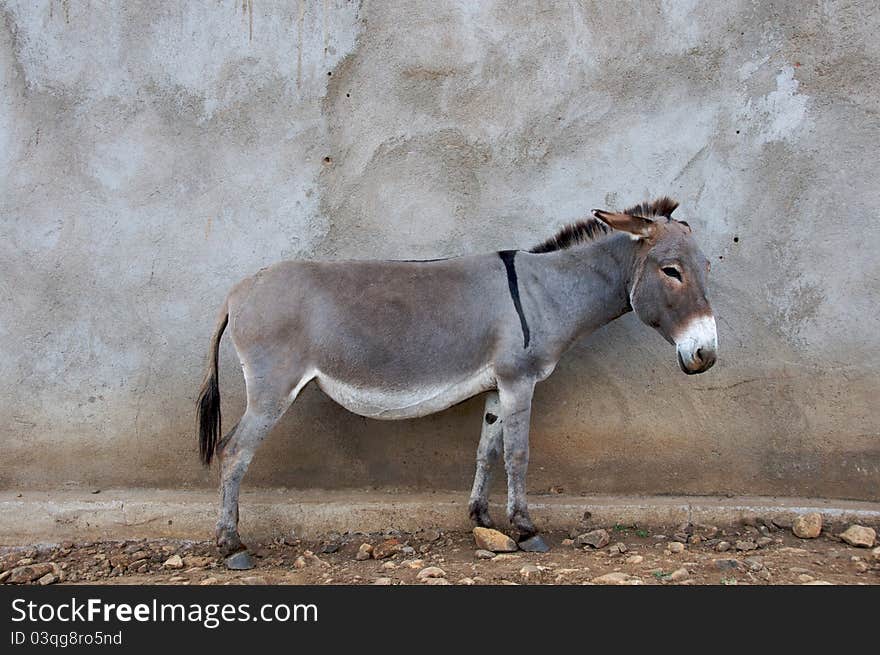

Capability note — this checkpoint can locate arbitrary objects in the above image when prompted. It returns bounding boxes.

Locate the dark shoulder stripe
[498,250,531,349]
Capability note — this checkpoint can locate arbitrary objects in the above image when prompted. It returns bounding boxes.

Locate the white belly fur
[314,367,495,420]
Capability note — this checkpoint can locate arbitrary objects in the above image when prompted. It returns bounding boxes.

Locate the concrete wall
[1,1,878,500]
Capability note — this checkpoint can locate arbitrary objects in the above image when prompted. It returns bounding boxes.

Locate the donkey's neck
[525,233,638,352]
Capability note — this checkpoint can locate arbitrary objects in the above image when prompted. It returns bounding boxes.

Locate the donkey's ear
[592,209,655,238]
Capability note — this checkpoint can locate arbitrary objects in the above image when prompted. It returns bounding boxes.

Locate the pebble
[871,546,880,562]
[772,516,793,530]
[802,580,833,585]
[416,566,446,580]
[381,561,396,570]
[519,564,542,581]
[576,529,610,549]
[424,578,451,585]
[473,527,518,553]
[667,542,685,554]
[224,551,253,571]
[838,525,876,548]
[163,555,184,569]
[372,539,401,559]
[37,573,58,585]
[714,559,741,571]
[372,577,394,585]
[475,549,495,560]
[744,557,764,571]
[592,572,642,585]
[457,577,476,585]
[355,543,373,561]
[797,573,814,583]
[561,538,574,547]
[715,541,731,552]
[668,568,690,582]
[403,559,424,569]
[625,555,644,565]
[168,576,188,583]
[491,553,520,562]
[756,537,774,549]
[735,540,757,552]
[792,513,822,539]
[199,577,219,585]
[518,534,550,553]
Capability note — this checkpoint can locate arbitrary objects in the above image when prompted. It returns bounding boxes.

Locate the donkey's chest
[313,368,495,420]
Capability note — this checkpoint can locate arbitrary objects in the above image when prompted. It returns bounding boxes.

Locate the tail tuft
[196,309,228,466]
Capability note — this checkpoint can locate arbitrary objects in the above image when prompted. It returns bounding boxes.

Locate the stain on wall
[0,1,877,499]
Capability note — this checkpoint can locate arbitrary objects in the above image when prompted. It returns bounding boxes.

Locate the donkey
[197,196,717,564]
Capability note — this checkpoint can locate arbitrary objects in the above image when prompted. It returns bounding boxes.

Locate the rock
[735,540,758,552]
[372,539,401,559]
[667,542,685,554]
[403,559,424,569]
[592,572,642,585]
[475,550,495,560]
[240,576,267,585]
[225,551,254,570]
[838,525,876,548]
[745,557,764,571]
[424,578,451,585]
[6,563,57,584]
[792,513,822,539]
[421,529,441,542]
[183,555,213,568]
[756,569,772,582]
[473,527,517,553]
[772,516,793,530]
[797,573,814,583]
[168,576,188,583]
[491,553,520,562]
[756,537,774,549]
[576,529,610,549]
[199,577,219,585]
[668,568,690,582]
[613,542,627,553]
[802,580,833,585]
[163,555,184,569]
[372,577,394,585]
[715,541,731,552]
[871,546,880,562]
[381,561,396,571]
[293,556,307,569]
[355,543,373,561]
[625,555,644,565]
[457,577,475,585]
[561,538,574,547]
[714,559,741,571]
[519,564,542,581]
[416,566,446,580]
[518,534,550,553]
[37,573,58,585]
[0,571,11,583]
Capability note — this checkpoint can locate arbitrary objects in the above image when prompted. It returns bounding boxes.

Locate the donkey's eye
[662,266,682,281]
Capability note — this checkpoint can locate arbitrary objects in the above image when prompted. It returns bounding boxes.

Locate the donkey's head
[593,198,717,375]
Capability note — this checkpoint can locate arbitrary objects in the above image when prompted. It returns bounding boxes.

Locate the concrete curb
[2,489,879,545]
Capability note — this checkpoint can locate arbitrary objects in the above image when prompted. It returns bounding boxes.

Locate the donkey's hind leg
[468,391,503,528]
[216,373,310,561]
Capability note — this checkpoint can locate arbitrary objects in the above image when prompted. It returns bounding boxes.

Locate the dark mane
[529,218,609,254]
[623,196,679,219]
[530,196,680,254]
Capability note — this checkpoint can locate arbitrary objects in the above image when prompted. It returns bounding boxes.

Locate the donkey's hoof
[225,550,254,570]
[518,534,550,553]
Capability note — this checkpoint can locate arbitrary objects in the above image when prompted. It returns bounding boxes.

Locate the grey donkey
[197,197,718,564]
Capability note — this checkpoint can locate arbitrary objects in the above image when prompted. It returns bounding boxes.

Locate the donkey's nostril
[695,348,705,364]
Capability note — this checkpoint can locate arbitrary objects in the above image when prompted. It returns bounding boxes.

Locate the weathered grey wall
[1,1,878,499]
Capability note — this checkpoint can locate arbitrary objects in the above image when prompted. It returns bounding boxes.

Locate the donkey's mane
[529,196,679,254]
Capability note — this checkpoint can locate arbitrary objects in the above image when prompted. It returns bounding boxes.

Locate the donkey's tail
[197,300,229,466]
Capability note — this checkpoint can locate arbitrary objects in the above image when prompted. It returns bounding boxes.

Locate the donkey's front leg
[498,379,544,548]
[468,391,503,528]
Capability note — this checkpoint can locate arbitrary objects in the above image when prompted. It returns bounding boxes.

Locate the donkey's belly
[313,368,495,420]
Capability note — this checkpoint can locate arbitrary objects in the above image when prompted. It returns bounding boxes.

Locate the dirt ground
[2,517,878,586]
